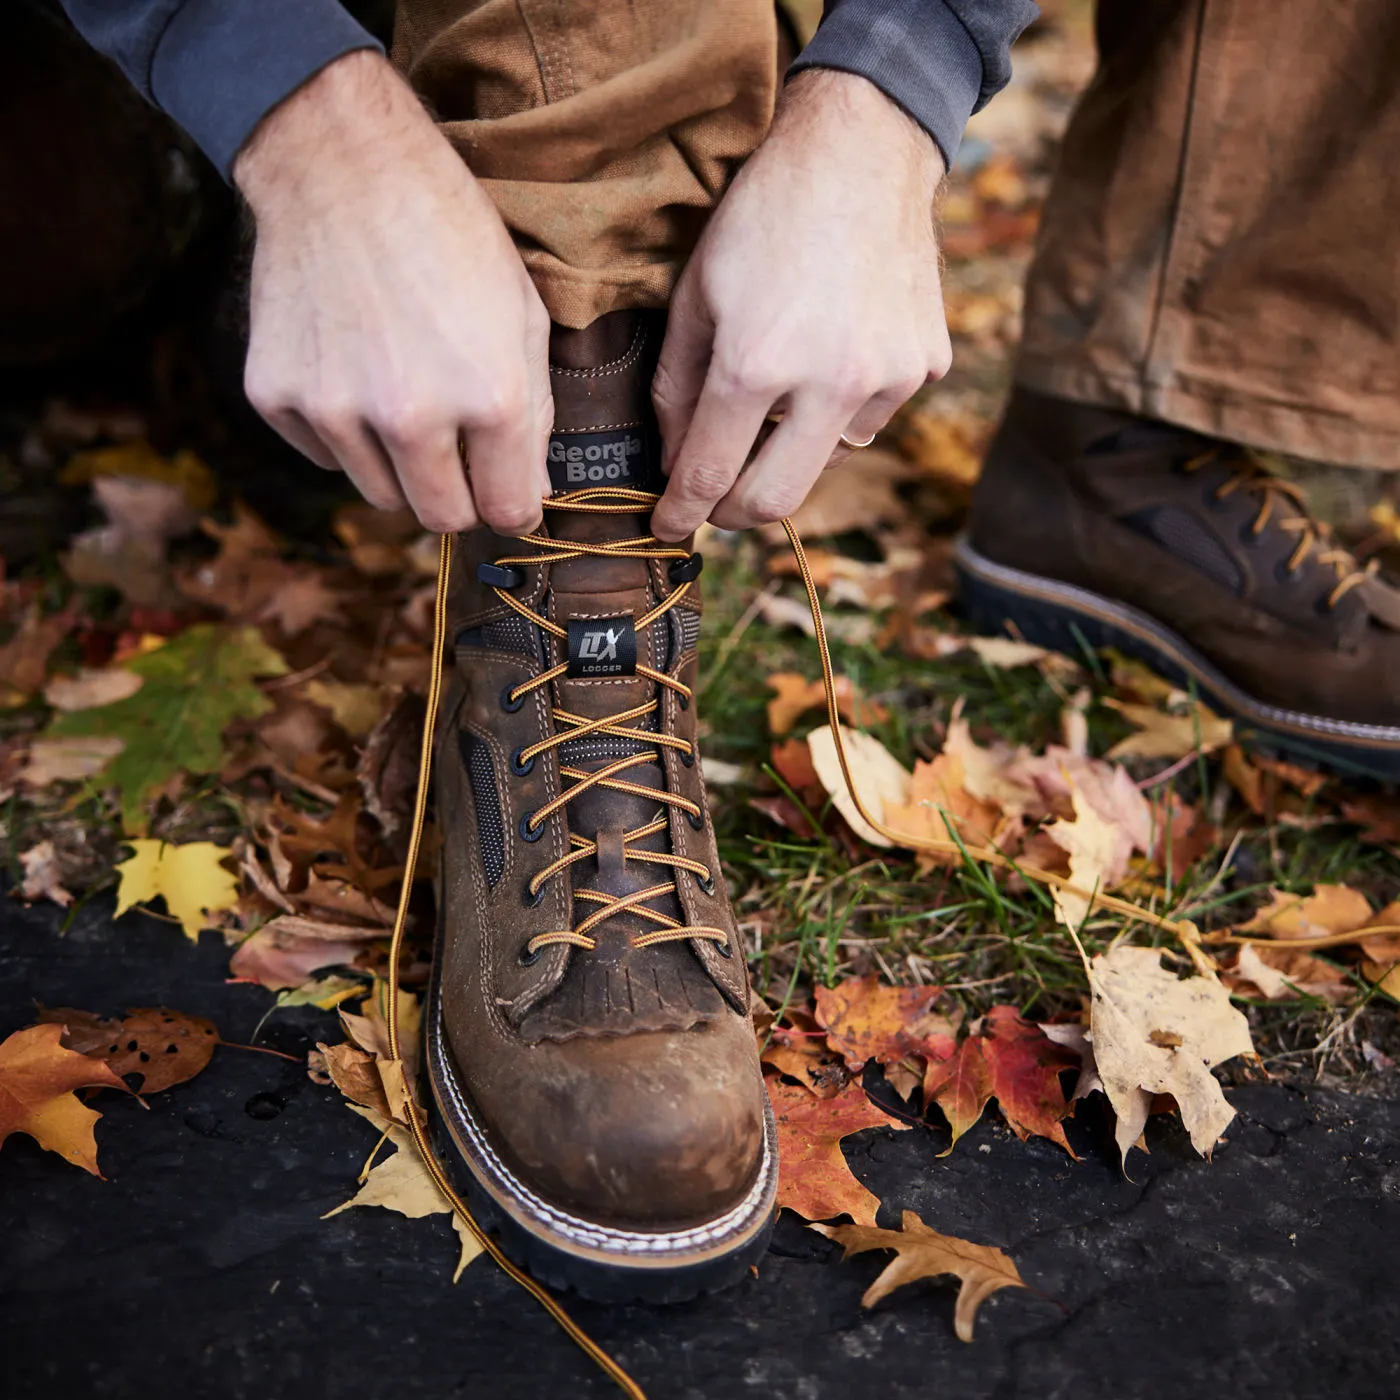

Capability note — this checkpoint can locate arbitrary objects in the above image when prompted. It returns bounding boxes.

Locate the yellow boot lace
[482,484,727,958]
[1183,449,1378,608]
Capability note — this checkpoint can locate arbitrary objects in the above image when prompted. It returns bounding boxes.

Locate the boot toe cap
[486,1019,767,1227]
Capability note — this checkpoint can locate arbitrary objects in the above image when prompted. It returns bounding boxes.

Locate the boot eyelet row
[511,745,536,776]
[519,813,545,843]
[501,684,526,713]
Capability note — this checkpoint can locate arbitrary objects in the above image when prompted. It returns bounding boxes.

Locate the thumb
[652,271,713,474]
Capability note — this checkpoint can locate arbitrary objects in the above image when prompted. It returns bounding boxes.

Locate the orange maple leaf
[0,1023,128,1176]
[923,1036,994,1150]
[814,975,958,1071]
[766,1077,908,1225]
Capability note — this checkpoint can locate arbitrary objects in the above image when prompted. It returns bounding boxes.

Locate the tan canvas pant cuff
[392,0,779,328]
[1016,0,1400,470]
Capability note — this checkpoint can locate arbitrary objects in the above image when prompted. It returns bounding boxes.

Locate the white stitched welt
[551,325,646,379]
[428,1009,775,1255]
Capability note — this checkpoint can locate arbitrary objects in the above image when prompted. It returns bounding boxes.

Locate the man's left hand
[650,69,951,541]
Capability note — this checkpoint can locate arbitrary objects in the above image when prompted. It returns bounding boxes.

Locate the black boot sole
[956,534,1400,782]
[422,965,778,1305]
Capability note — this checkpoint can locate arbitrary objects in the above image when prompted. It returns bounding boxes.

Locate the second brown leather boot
[425,310,776,1301]
[958,387,1400,778]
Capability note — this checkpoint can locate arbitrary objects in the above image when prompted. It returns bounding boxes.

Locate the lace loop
[1184,449,1372,609]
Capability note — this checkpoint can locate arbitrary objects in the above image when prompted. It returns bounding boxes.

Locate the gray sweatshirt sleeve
[790,0,1040,169]
[59,0,382,181]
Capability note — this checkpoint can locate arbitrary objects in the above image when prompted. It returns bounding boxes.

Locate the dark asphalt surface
[3,891,1399,1400]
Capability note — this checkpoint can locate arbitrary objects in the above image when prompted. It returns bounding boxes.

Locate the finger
[263,407,343,475]
[461,397,546,537]
[650,367,775,541]
[314,415,414,514]
[382,422,482,533]
[651,273,714,474]
[523,298,555,501]
[709,399,846,532]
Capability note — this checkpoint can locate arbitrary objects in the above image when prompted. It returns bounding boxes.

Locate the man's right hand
[234,50,551,536]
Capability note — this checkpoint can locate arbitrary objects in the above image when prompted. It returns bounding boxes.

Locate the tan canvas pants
[391,0,780,328]
[1017,0,1400,469]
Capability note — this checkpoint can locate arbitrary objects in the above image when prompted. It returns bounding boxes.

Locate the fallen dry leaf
[814,976,958,1072]
[304,679,386,739]
[0,1022,128,1176]
[114,839,239,941]
[257,565,348,638]
[325,1102,481,1282]
[884,746,1009,869]
[1105,698,1232,762]
[923,1037,993,1150]
[807,724,911,848]
[1046,786,1134,929]
[229,915,385,992]
[64,475,198,606]
[1086,946,1254,1166]
[1227,944,1351,1005]
[42,667,144,712]
[766,1077,908,1226]
[21,735,126,788]
[976,1006,1080,1157]
[765,671,889,738]
[0,605,72,705]
[1238,885,1374,940]
[41,1006,220,1095]
[812,1209,1027,1341]
[16,841,74,908]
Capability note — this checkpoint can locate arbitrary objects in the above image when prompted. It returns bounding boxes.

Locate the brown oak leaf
[812,1209,1028,1341]
[40,1006,220,1095]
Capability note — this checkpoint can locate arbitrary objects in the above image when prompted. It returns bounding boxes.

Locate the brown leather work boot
[958,387,1400,778]
[425,310,776,1301]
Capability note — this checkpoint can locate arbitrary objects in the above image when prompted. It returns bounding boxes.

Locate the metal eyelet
[518,945,542,966]
[685,808,704,831]
[519,813,545,843]
[714,940,733,959]
[522,881,545,909]
[1239,523,1263,547]
[501,685,525,713]
[1274,558,1303,585]
[677,694,690,711]
[680,747,695,768]
[511,745,536,776]
[697,870,716,895]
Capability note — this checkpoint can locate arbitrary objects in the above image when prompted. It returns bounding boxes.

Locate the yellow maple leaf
[325,1102,482,1281]
[1105,698,1232,762]
[114,839,239,941]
